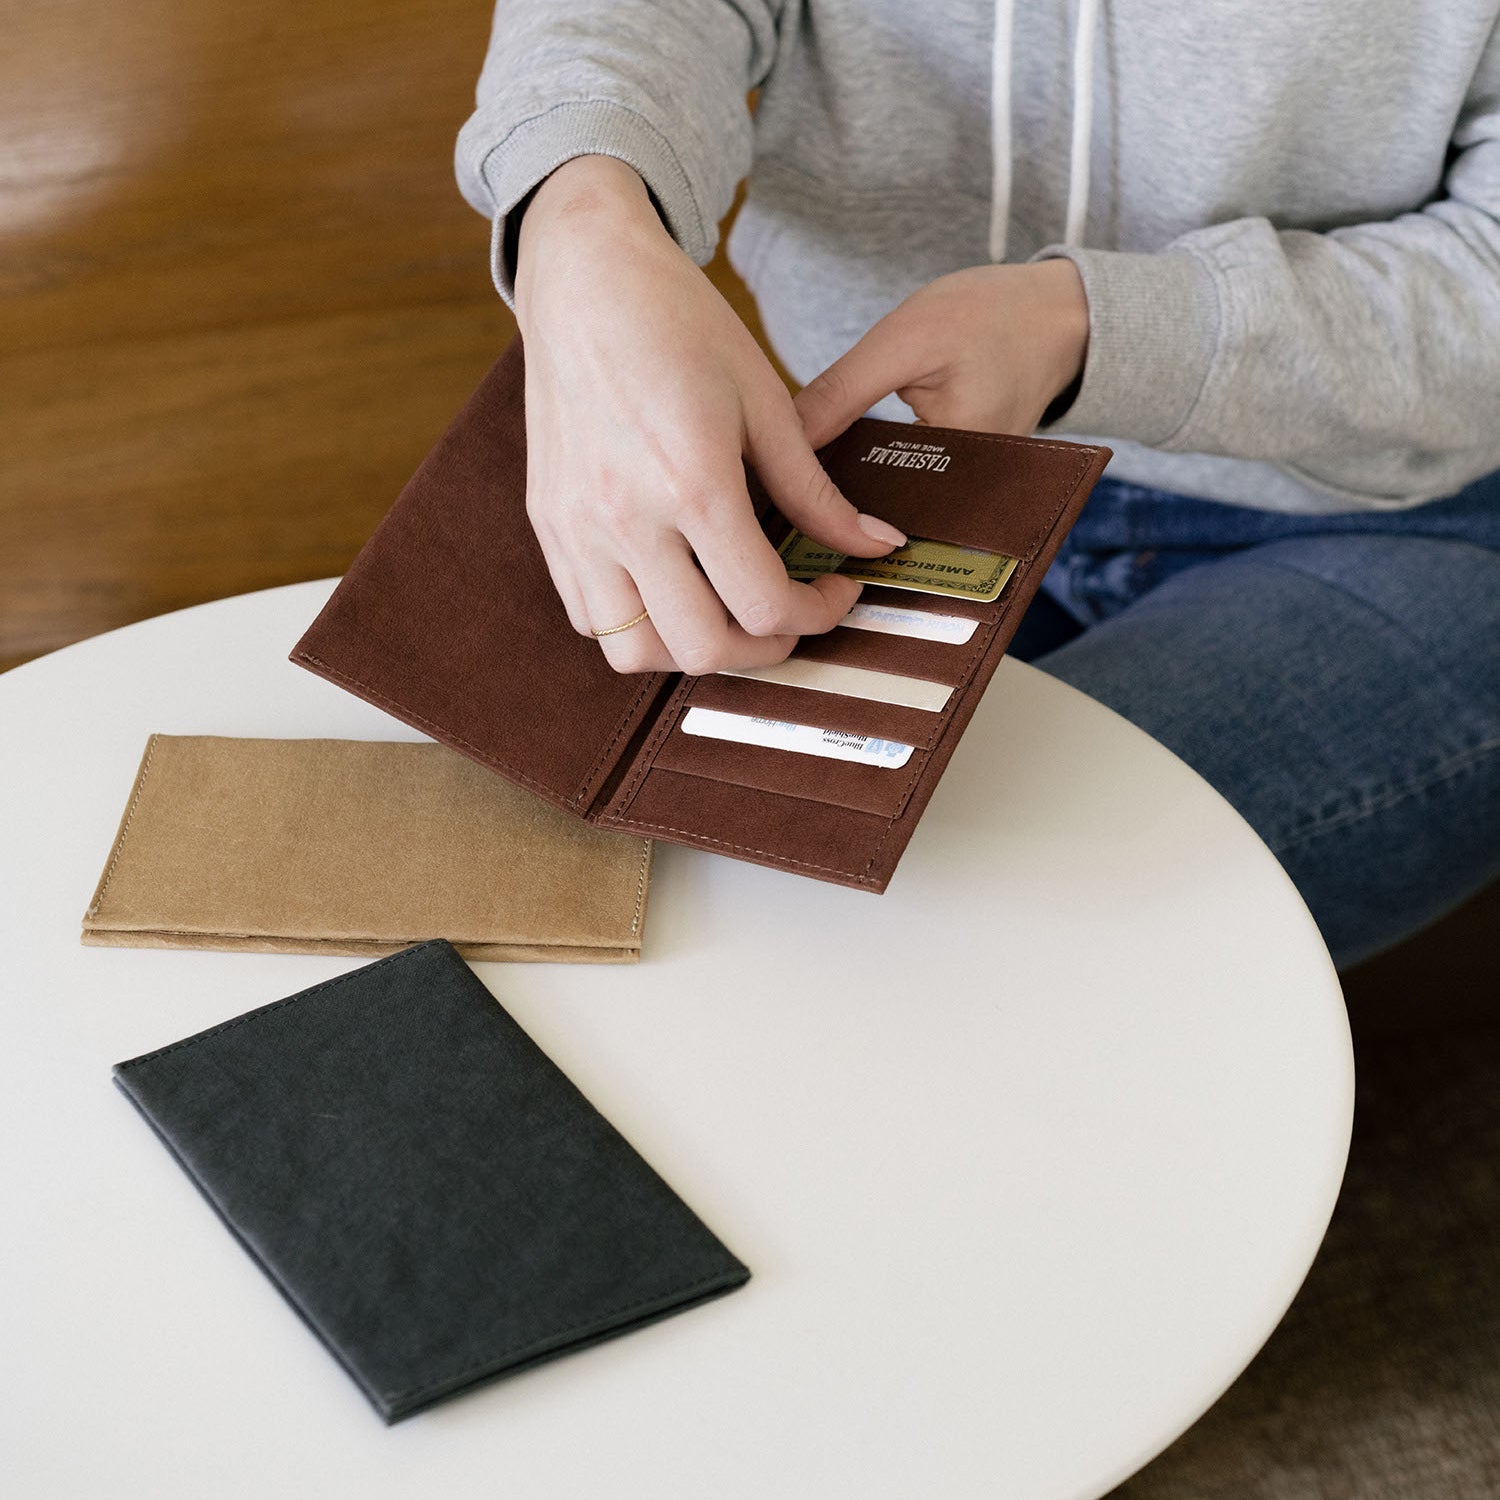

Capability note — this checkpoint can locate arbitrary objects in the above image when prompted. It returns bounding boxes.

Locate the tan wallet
[81,735,653,962]
[291,334,1113,893]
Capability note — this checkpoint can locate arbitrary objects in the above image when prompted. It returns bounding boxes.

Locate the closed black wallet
[112,940,750,1422]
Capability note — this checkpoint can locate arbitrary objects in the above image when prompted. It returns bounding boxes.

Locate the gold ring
[590,608,651,638]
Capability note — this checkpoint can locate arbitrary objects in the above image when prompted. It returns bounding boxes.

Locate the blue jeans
[1009,472,1500,971]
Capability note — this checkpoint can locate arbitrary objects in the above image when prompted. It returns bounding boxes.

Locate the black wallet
[112,940,750,1422]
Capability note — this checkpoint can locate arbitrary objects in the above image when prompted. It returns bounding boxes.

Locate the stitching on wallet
[610,677,698,813]
[629,841,652,936]
[381,1267,740,1408]
[296,653,659,811]
[595,815,879,885]
[853,596,1025,878]
[112,941,441,1071]
[578,672,666,803]
[855,599,1014,874]
[89,733,160,916]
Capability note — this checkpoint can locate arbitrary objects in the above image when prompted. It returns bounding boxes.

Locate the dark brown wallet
[290,335,1110,893]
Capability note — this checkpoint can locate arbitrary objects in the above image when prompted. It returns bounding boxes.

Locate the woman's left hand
[792,259,1090,448]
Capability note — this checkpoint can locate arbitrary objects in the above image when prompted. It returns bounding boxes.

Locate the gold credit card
[779,529,1019,602]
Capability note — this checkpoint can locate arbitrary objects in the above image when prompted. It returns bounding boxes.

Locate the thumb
[745,391,908,558]
[791,311,919,450]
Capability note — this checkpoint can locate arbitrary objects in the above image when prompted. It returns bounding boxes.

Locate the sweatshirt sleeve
[455,0,784,313]
[1032,21,1500,508]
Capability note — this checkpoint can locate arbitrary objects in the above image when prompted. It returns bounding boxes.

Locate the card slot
[853,585,1026,637]
[789,622,987,689]
[877,510,1051,565]
[608,766,903,889]
[847,583,999,620]
[649,721,925,820]
[684,671,945,750]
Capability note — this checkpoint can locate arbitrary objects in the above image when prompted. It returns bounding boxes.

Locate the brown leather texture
[292,333,1112,892]
[82,735,653,961]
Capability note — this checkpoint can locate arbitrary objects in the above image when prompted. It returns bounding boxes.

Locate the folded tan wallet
[82,735,653,962]
[290,334,1111,893]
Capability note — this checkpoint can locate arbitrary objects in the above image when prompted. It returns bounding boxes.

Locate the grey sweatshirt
[455,0,1500,515]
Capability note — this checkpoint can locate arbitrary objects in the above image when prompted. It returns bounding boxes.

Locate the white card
[718,657,952,712]
[840,601,979,644]
[681,708,915,768]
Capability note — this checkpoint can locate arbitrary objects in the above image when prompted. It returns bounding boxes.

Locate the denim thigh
[1025,534,1500,970]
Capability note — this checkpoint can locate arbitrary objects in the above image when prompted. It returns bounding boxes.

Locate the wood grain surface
[0,0,779,671]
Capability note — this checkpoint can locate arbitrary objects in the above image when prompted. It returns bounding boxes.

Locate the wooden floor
[0,0,780,673]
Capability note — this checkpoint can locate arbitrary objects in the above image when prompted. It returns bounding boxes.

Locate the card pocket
[846,584,999,620]
[609,666,938,826]
[846,575,1020,627]
[789,612,994,688]
[681,670,946,750]
[607,766,907,888]
[649,718,926,819]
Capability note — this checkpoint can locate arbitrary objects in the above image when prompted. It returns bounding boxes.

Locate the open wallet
[291,334,1111,893]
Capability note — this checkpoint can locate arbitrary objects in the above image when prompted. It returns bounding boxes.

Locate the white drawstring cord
[988,0,1015,262]
[1064,0,1100,247]
[989,0,1101,261]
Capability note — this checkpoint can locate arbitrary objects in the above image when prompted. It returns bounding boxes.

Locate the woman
[454,0,1500,969]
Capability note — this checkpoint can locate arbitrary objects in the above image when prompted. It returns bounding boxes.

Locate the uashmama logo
[859,439,952,472]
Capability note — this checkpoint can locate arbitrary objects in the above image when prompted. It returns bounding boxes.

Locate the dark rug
[1108,1013,1500,1499]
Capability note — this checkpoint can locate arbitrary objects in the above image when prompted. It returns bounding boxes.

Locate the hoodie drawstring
[989,0,1100,262]
[988,0,1015,262]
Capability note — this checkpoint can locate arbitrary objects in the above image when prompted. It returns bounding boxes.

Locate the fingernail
[857,513,907,548]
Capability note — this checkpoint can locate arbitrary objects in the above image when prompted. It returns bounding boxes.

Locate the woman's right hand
[513,154,907,675]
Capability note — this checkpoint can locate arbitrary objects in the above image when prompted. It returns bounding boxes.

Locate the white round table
[0,581,1352,1500]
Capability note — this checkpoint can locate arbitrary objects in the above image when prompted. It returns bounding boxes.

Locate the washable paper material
[112,940,750,1422]
[82,735,652,962]
[290,332,1113,894]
